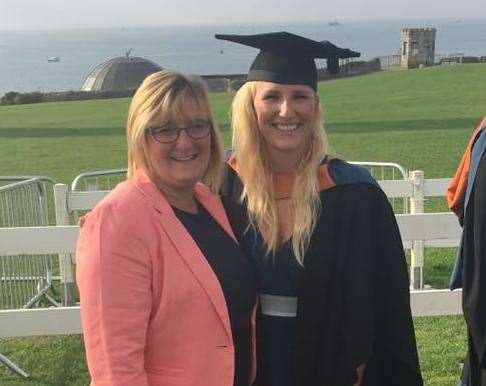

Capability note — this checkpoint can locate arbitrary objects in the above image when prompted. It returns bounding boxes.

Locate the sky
[0,0,484,30]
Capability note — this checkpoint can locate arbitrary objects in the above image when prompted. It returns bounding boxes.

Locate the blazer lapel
[161,213,233,340]
[132,171,233,340]
[194,183,237,242]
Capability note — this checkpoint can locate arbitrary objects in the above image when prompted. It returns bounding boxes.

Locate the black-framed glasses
[147,120,212,143]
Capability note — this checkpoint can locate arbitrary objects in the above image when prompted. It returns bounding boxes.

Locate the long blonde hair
[126,70,224,192]
[231,81,328,264]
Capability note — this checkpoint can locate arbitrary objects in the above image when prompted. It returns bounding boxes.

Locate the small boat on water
[328,20,341,27]
[47,56,60,62]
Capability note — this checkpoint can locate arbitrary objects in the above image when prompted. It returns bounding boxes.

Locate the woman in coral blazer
[76,71,257,386]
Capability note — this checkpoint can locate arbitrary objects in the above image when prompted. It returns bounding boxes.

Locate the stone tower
[400,28,436,69]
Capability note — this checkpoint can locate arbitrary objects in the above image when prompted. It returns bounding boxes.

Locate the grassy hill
[1,64,485,183]
[320,64,486,177]
[1,64,486,385]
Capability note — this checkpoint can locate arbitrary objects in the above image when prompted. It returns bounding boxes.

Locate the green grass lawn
[0,315,468,386]
[1,64,485,183]
[1,64,486,385]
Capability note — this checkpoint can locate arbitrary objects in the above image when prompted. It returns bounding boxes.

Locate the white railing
[52,185,111,305]
[49,173,454,305]
[71,169,126,192]
[0,177,59,310]
[397,212,462,316]
[0,225,80,377]
[0,177,462,376]
[379,172,452,289]
[55,171,452,293]
[0,179,462,376]
[0,215,462,341]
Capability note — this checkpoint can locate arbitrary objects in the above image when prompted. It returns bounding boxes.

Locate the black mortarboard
[215,31,360,90]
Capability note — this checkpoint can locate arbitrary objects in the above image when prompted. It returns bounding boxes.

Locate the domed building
[81,52,162,91]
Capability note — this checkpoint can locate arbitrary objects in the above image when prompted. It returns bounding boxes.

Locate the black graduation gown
[461,150,486,386]
[221,162,423,386]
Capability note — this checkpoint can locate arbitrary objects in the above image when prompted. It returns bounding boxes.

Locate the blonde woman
[217,32,422,386]
[76,71,257,386]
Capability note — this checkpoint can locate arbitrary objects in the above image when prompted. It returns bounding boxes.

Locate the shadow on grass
[0,376,59,386]
[218,123,231,132]
[0,117,473,138]
[0,123,232,139]
[326,117,478,134]
[0,335,88,386]
[0,126,125,138]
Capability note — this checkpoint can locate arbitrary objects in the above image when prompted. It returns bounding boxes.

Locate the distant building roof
[81,55,162,91]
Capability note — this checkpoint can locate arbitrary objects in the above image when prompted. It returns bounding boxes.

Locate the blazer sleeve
[76,203,153,386]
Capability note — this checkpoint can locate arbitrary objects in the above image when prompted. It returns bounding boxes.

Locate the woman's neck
[267,149,300,173]
[159,185,198,214]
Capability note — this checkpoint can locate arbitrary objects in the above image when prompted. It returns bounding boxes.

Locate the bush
[462,56,480,64]
[228,78,246,92]
[0,91,19,105]
[13,92,44,104]
[0,89,138,105]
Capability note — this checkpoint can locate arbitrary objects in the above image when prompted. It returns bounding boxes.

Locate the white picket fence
[0,215,462,339]
[0,173,463,362]
[380,171,455,289]
[50,171,454,301]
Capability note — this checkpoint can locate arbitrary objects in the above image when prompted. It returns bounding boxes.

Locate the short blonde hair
[231,81,328,264]
[126,70,224,191]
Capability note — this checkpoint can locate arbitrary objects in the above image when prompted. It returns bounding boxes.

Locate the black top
[173,202,257,386]
[461,150,486,386]
[221,162,423,386]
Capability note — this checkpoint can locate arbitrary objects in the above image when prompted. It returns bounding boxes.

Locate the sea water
[0,18,485,95]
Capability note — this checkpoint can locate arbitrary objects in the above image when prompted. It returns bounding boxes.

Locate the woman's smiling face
[253,81,317,160]
[145,98,211,197]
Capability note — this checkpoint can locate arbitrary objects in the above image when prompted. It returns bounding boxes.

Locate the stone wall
[340,58,381,76]
[43,90,134,102]
[0,89,135,105]
[0,63,380,105]
[0,75,246,105]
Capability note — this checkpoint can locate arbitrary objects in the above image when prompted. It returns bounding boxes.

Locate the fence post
[409,170,425,289]
[0,353,29,378]
[53,184,76,306]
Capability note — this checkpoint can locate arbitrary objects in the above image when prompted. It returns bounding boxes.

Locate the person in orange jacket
[447,115,486,386]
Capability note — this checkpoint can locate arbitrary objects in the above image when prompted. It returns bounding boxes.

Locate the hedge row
[0,89,135,106]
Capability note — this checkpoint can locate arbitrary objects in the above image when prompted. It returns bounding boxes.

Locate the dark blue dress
[245,230,303,386]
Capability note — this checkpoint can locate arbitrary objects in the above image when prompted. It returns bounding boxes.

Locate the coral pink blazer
[76,170,256,386]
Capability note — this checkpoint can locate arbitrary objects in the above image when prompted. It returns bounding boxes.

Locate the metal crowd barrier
[0,176,58,309]
[0,176,57,378]
[71,168,127,192]
[349,161,409,213]
[69,163,408,212]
